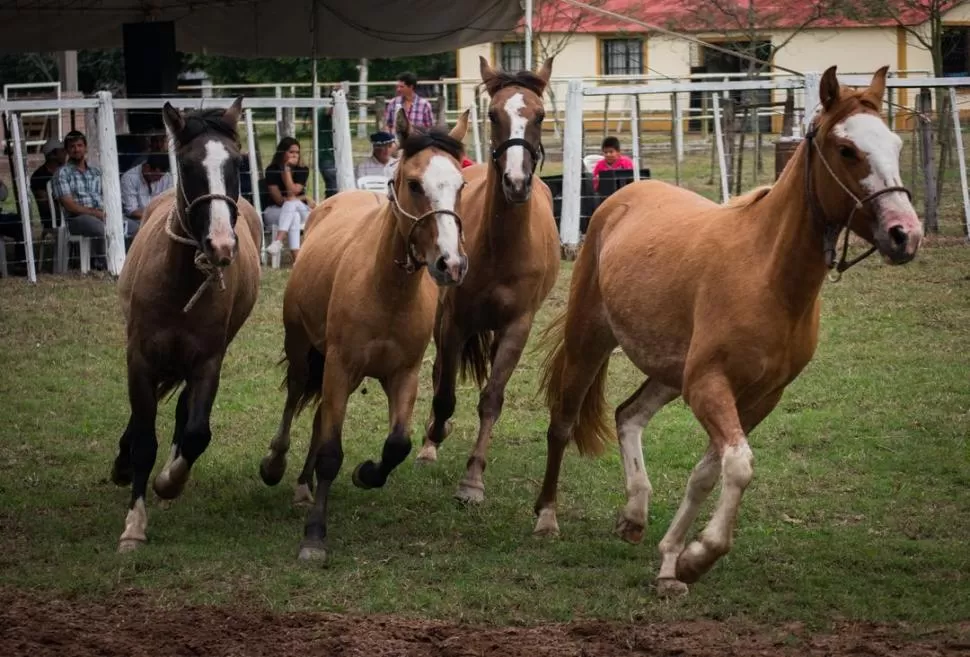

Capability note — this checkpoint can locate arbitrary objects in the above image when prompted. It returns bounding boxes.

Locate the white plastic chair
[46,180,92,275]
[357,175,389,192]
[582,154,604,173]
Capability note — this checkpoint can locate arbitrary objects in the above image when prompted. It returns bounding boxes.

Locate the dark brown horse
[258,109,470,562]
[533,66,923,595]
[415,57,561,505]
[113,97,262,552]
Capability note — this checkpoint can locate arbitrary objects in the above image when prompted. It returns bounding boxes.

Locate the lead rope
[164,203,226,313]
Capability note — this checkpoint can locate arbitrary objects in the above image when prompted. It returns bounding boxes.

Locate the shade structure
[0,1,523,58]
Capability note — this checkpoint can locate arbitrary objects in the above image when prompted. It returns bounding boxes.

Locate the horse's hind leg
[455,314,534,504]
[260,332,314,487]
[352,367,419,490]
[153,354,224,500]
[612,379,680,544]
[118,352,159,552]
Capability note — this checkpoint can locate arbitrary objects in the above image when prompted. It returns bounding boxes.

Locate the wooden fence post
[918,88,938,233]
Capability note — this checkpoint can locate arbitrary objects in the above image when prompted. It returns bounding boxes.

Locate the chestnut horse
[534,66,922,595]
[113,97,262,551]
[258,109,470,562]
[415,57,561,504]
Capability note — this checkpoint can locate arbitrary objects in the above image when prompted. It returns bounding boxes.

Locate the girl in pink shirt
[591,136,634,191]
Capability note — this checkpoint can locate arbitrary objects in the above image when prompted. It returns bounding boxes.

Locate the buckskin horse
[258,109,470,562]
[415,57,561,505]
[113,97,262,552]
[533,66,922,595]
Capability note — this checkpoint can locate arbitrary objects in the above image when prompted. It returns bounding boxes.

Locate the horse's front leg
[153,354,224,500]
[352,367,420,489]
[455,313,534,504]
[118,352,159,552]
[417,313,462,464]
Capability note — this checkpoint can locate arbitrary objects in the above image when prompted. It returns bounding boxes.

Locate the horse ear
[866,65,889,110]
[536,57,554,86]
[479,55,497,84]
[395,107,411,143]
[449,108,470,142]
[223,95,244,127]
[162,102,184,140]
[819,65,841,112]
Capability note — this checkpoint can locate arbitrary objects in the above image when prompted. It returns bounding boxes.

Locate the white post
[524,0,534,69]
[949,87,970,238]
[10,115,37,283]
[631,94,641,182]
[332,90,356,191]
[166,124,178,189]
[357,58,369,139]
[712,93,729,203]
[469,98,484,163]
[560,79,584,250]
[672,92,684,163]
[312,62,320,200]
[244,109,263,219]
[802,71,821,134]
[97,91,125,275]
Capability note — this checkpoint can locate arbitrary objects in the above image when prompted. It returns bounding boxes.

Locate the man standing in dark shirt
[30,138,67,232]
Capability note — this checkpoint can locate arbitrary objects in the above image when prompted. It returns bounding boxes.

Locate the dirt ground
[1,589,969,657]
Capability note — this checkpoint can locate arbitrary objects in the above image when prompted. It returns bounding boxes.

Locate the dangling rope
[164,203,227,313]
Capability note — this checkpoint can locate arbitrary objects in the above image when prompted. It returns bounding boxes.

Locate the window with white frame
[601,38,643,76]
[499,42,526,72]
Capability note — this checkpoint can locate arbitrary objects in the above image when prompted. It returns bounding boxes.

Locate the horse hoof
[351,461,385,490]
[118,538,144,554]
[259,453,287,487]
[414,443,438,465]
[655,577,689,598]
[613,513,645,545]
[297,542,329,564]
[110,460,132,487]
[153,458,189,500]
[157,499,174,511]
[454,481,485,505]
[532,508,560,537]
[292,483,314,506]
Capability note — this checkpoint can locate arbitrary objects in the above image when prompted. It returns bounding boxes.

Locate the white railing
[557,73,970,251]
[3,82,62,148]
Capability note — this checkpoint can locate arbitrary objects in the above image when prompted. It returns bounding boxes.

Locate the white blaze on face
[201,140,235,244]
[502,92,528,186]
[834,113,912,216]
[421,154,464,264]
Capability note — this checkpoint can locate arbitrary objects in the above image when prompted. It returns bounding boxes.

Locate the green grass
[1,244,969,629]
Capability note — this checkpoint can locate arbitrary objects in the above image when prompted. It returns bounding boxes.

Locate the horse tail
[537,239,613,458]
[459,330,494,389]
[279,345,325,416]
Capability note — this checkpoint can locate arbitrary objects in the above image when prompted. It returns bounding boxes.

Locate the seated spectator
[121,153,172,238]
[0,178,27,276]
[356,131,395,180]
[53,130,107,269]
[264,137,314,262]
[591,136,634,192]
[30,138,67,233]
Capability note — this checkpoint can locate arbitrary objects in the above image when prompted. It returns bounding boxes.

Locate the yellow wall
[943,1,970,21]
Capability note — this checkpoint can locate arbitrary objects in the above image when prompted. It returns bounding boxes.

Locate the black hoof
[111,458,132,487]
[259,454,286,487]
[351,460,386,490]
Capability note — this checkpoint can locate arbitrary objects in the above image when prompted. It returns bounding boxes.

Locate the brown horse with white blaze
[533,66,922,595]
[258,109,470,562]
[113,97,262,552]
[415,57,561,504]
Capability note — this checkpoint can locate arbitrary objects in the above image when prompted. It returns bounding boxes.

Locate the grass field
[1,242,969,632]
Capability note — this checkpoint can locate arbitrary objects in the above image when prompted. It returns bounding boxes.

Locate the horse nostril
[889,226,908,247]
[435,256,448,273]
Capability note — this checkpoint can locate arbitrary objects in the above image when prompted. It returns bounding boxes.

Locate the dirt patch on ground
[1,589,968,657]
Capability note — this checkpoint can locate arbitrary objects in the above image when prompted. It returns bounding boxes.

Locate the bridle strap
[804,123,912,282]
[386,179,464,274]
[491,137,544,174]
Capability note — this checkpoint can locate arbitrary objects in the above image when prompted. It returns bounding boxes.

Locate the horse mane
[482,70,548,97]
[726,185,773,208]
[400,127,464,163]
[175,108,239,147]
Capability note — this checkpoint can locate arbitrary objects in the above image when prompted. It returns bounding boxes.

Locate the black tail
[459,330,494,389]
[279,346,325,416]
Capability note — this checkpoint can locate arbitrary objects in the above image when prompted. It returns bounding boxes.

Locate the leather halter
[491,137,544,174]
[804,121,912,282]
[386,179,464,274]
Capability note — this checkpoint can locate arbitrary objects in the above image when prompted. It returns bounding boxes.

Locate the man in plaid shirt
[53,130,107,268]
[383,71,434,133]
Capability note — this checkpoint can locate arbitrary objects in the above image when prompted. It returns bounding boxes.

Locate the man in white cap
[356,131,396,180]
[30,138,67,234]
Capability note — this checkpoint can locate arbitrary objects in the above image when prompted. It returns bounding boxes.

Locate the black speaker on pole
[122,21,178,137]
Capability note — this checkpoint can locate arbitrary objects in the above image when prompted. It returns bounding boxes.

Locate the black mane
[400,127,464,163]
[483,70,547,97]
[177,108,239,146]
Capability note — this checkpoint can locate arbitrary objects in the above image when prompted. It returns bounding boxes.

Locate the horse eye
[488,111,498,123]
[408,180,423,195]
[535,114,545,124]
[839,146,857,160]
